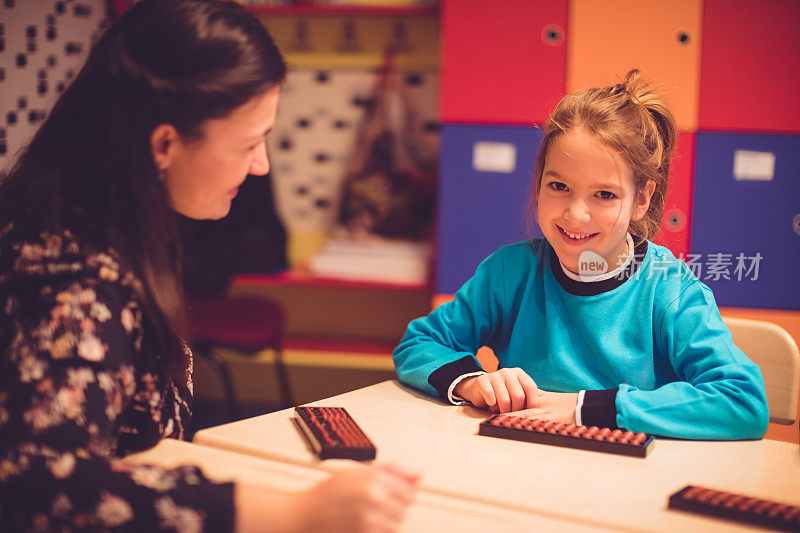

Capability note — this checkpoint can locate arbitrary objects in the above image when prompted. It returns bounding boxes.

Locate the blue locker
[691,133,800,310]
[437,124,544,294]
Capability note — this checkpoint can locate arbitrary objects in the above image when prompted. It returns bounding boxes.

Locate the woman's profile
[0,1,417,530]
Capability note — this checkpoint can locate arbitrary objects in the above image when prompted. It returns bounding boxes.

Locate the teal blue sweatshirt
[393,239,769,440]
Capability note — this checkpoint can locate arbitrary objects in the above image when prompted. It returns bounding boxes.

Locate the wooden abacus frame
[478,414,655,458]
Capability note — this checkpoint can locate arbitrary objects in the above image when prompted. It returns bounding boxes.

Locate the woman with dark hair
[0,1,417,530]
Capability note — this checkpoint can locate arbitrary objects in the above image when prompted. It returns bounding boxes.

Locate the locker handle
[541,24,564,46]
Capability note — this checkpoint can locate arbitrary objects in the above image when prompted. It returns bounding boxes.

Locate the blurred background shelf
[243,6,438,16]
[229,271,432,343]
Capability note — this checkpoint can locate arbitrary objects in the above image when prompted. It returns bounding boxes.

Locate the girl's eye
[548,181,568,192]
[596,190,617,200]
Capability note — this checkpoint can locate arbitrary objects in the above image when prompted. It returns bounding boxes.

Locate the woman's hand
[507,390,579,425]
[237,464,419,533]
[453,368,539,412]
[293,464,419,533]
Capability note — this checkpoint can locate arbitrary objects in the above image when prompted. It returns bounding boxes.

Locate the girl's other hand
[507,390,579,425]
[454,368,539,412]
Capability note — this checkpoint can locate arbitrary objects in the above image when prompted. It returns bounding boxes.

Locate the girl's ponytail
[619,69,677,182]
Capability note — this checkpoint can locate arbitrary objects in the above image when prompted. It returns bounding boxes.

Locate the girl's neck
[559,233,634,282]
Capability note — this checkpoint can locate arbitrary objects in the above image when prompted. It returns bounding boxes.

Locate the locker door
[698,0,800,133]
[567,0,702,130]
[437,124,543,294]
[439,0,567,125]
[654,131,695,258]
[691,133,800,310]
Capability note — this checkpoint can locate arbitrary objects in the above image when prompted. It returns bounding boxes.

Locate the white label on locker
[472,142,517,173]
[733,150,776,181]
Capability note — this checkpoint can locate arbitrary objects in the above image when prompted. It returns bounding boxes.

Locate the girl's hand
[292,463,419,533]
[507,390,579,424]
[453,368,539,412]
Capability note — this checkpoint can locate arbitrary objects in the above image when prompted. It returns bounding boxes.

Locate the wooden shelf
[244,5,438,16]
[229,271,432,343]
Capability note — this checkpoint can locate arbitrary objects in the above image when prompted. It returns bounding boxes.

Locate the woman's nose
[249,142,270,176]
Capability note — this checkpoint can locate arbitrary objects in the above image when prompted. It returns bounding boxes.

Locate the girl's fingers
[516,372,539,409]
[489,373,511,412]
[503,372,527,411]
[467,381,488,407]
[476,377,497,409]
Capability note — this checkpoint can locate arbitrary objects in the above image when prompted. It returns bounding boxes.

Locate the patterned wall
[269,68,438,234]
[0,0,109,173]
[257,12,439,264]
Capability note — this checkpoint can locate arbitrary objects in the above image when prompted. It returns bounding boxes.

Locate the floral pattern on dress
[0,222,234,531]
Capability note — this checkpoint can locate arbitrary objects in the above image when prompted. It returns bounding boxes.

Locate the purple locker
[691,133,800,310]
[437,124,543,294]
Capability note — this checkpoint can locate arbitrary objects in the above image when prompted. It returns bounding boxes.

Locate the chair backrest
[723,317,800,425]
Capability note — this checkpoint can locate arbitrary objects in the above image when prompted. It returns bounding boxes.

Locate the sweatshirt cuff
[580,388,619,429]
[427,355,483,400]
[448,371,487,404]
[575,390,587,426]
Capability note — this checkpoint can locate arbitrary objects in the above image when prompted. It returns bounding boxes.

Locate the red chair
[186,295,293,420]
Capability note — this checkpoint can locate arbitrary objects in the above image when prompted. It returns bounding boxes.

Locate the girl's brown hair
[528,69,677,241]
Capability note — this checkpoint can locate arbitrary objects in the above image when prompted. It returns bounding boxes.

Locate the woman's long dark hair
[0,0,286,374]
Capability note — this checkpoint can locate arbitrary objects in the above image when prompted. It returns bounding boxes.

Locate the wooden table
[125,439,605,532]
[194,380,800,532]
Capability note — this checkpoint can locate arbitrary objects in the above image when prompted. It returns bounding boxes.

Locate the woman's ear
[632,179,656,221]
[150,124,179,171]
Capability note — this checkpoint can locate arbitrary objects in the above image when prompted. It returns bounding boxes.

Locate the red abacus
[294,406,377,461]
[669,485,800,531]
[478,414,655,458]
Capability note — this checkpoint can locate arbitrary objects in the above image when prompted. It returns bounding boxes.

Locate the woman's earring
[158,168,166,181]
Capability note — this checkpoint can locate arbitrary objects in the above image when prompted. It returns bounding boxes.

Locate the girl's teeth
[563,228,592,239]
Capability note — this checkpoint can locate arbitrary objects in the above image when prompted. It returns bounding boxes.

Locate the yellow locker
[567,0,702,130]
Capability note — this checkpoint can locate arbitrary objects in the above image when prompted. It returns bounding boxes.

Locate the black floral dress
[0,222,234,532]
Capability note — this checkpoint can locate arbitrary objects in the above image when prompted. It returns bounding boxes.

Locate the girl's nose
[565,199,591,223]
[249,141,270,176]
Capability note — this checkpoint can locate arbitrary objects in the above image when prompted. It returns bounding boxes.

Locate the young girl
[393,70,769,440]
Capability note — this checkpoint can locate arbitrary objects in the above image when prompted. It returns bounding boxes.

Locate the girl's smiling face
[537,129,655,274]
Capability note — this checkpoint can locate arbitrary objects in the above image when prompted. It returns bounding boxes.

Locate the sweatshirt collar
[548,236,648,296]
